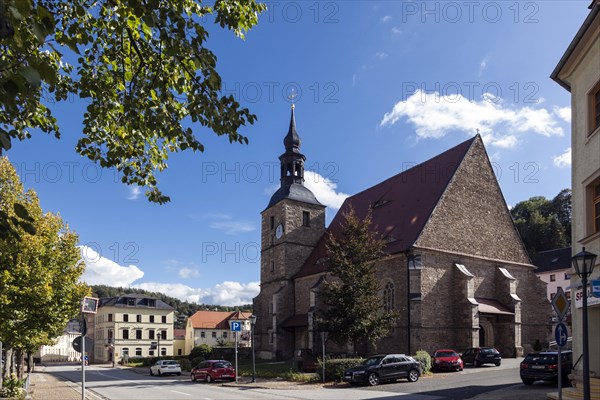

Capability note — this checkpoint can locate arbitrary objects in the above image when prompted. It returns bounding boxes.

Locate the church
[252,107,551,360]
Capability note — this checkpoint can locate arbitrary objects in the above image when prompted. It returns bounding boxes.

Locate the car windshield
[361,356,385,366]
[215,362,231,368]
[435,351,457,357]
[524,354,557,364]
[481,348,497,354]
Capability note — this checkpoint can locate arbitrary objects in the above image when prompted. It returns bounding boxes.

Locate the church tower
[253,106,326,360]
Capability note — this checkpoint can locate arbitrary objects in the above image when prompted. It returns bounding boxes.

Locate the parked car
[191,360,236,383]
[432,349,463,371]
[520,351,573,386]
[342,354,422,386]
[461,347,501,367]
[150,360,182,376]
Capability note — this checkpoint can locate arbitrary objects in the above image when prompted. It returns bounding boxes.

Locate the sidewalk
[29,371,83,400]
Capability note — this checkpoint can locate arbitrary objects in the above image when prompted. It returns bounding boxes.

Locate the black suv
[342,354,422,386]
[520,351,573,386]
[461,347,501,367]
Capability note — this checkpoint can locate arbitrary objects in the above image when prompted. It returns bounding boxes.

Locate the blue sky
[5,1,588,305]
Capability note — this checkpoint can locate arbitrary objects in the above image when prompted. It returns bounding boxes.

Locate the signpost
[551,289,570,400]
[230,321,242,383]
[79,297,98,400]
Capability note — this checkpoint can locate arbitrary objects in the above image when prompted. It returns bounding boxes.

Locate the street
[40,358,560,400]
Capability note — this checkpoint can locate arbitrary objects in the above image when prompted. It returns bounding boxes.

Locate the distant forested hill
[90,285,252,328]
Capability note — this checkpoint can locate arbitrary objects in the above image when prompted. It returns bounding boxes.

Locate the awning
[281,314,308,329]
[475,298,514,315]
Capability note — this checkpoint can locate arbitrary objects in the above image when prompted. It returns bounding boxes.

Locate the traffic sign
[555,322,568,348]
[72,336,94,353]
[551,287,570,321]
[230,321,242,332]
[592,280,600,298]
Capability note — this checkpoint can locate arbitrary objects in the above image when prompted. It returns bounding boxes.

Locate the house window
[149,350,154,356]
[135,348,142,356]
[108,314,113,322]
[150,315,154,323]
[383,282,395,312]
[309,290,316,308]
[122,348,129,356]
[302,211,310,227]
[136,315,142,323]
[162,315,167,324]
[270,216,274,230]
[270,260,275,273]
[550,274,556,282]
[161,348,166,356]
[161,330,167,340]
[201,332,205,338]
[178,349,182,356]
[122,329,129,340]
[212,332,217,338]
[268,329,273,344]
[136,329,142,339]
[123,314,129,322]
[564,273,571,280]
[149,330,155,340]
[589,80,600,134]
[127,298,135,306]
[566,291,572,300]
[223,332,228,339]
[108,329,114,342]
[594,183,600,233]
[148,299,156,307]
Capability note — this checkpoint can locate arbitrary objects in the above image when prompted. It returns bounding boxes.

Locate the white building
[185,311,252,354]
[37,320,81,363]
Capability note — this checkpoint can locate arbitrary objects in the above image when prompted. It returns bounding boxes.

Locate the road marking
[170,390,192,396]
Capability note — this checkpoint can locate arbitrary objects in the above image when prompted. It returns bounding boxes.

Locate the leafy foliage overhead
[316,206,398,350]
[0,0,266,203]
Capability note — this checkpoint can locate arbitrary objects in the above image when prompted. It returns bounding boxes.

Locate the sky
[5,1,589,306]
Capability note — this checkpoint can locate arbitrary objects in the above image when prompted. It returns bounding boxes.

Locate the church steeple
[279,105,305,187]
[265,105,322,209]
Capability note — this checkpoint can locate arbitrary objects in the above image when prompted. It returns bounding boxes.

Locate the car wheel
[177,372,181,376]
[191,374,197,382]
[473,360,479,367]
[495,362,501,367]
[150,369,154,376]
[522,379,534,386]
[367,373,380,386]
[407,369,420,382]
[206,374,212,383]
[158,370,162,376]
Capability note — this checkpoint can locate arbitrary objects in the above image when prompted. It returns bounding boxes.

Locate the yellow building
[92,295,176,363]
[36,320,82,363]
[551,0,600,395]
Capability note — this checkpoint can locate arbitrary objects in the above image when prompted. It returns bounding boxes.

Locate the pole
[81,317,85,400]
[558,344,562,400]
[157,334,161,359]
[582,276,590,400]
[234,331,238,383]
[251,324,256,383]
[321,332,326,383]
[1,340,3,389]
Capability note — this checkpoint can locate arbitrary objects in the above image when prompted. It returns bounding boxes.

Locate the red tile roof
[173,329,186,339]
[295,136,477,279]
[187,310,252,329]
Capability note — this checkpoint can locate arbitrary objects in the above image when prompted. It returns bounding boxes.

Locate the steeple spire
[284,104,301,153]
[279,105,305,186]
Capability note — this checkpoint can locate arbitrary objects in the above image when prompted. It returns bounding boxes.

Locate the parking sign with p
[230,321,242,331]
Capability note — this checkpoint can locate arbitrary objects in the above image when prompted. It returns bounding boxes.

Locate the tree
[510,189,571,258]
[0,0,266,203]
[316,206,398,351]
[0,156,89,379]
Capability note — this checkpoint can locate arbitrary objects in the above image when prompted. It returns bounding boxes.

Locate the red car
[190,360,236,383]
[432,349,464,372]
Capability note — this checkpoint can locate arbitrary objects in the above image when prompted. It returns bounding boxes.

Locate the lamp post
[157,333,161,359]
[571,247,597,400]
[249,314,257,383]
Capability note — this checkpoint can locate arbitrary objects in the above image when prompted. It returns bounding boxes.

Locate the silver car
[150,360,182,376]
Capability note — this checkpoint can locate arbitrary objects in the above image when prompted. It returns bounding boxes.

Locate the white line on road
[170,390,192,396]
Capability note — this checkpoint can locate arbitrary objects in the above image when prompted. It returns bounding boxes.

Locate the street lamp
[571,247,597,400]
[249,314,257,383]
[157,333,161,359]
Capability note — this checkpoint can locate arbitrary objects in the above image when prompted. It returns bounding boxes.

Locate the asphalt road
[43,358,560,400]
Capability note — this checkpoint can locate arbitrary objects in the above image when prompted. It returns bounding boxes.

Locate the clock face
[275,224,283,239]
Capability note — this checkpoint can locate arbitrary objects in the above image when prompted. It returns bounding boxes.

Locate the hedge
[316,358,363,382]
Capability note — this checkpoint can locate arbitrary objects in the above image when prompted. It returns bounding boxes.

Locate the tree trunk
[15,348,24,379]
[4,346,14,378]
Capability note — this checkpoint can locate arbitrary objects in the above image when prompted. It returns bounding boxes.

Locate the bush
[280,370,319,382]
[1,375,26,400]
[413,350,432,373]
[189,344,212,361]
[190,357,205,368]
[178,358,192,371]
[316,358,363,382]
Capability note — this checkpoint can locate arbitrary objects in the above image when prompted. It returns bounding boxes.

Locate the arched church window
[383,281,395,312]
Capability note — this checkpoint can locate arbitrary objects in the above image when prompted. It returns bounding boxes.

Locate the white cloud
[132,281,260,306]
[553,148,571,168]
[380,90,565,148]
[79,245,144,286]
[375,52,389,60]
[127,187,141,200]
[201,214,256,235]
[304,170,349,210]
[381,15,392,23]
[554,106,571,123]
[391,27,402,35]
[178,267,200,279]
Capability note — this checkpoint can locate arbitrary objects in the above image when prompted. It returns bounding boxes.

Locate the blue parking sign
[592,280,600,298]
[230,321,242,331]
